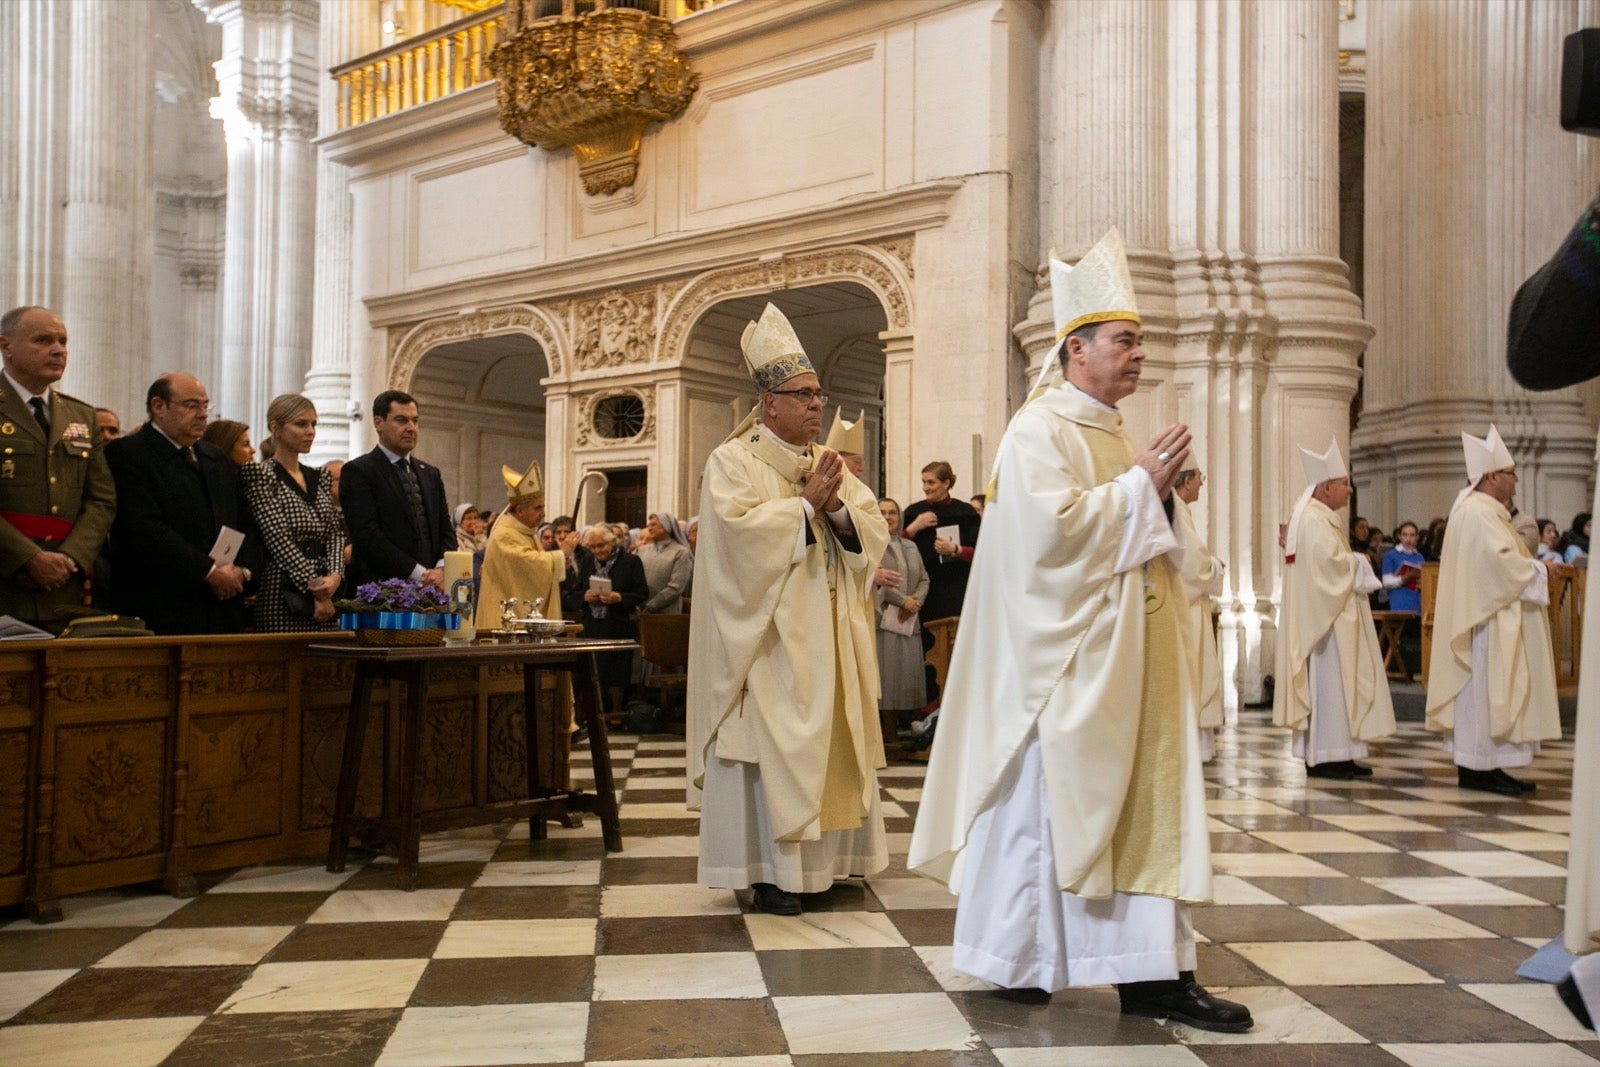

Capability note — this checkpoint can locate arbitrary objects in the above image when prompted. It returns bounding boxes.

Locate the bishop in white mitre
[1272,438,1396,779]
[687,303,890,916]
[907,229,1251,1034]
[1426,425,1560,796]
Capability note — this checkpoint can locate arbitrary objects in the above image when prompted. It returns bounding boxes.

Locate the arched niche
[678,281,890,501]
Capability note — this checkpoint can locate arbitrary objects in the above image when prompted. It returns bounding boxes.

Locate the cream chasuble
[1569,436,1600,954]
[687,425,889,849]
[1272,497,1396,748]
[908,382,1211,907]
[474,516,565,630]
[1425,491,1560,758]
[1173,495,1224,735]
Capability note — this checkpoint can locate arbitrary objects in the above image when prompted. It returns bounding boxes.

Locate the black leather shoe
[1119,978,1253,1033]
[1349,760,1374,777]
[1492,768,1537,794]
[1307,761,1357,780]
[993,986,1053,1005]
[1558,974,1595,1032]
[750,882,801,915]
[1458,767,1522,796]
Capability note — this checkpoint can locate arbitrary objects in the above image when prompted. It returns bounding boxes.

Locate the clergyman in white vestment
[1426,425,1561,796]
[907,229,1251,1034]
[688,303,891,916]
[1172,468,1225,763]
[1272,438,1396,780]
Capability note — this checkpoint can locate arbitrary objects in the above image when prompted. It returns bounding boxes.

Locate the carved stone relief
[57,725,164,865]
[656,243,912,366]
[572,288,657,370]
[389,304,566,392]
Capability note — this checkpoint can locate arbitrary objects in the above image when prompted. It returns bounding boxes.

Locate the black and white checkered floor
[1,711,1595,1066]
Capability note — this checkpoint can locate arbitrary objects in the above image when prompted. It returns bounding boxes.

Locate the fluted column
[1023,0,1173,412]
[1354,0,1597,531]
[306,0,380,462]
[198,0,320,426]
[57,0,153,410]
[1252,0,1369,704]
[1,1,71,311]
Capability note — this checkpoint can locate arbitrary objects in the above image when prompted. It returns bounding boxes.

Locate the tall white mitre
[1284,436,1348,561]
[739,302,814,393]
[824,409,865,454]
[1462,424,1515,484]
[1299,437,1348,486]
[1048,226,1142,344]
[986,228,1142,502]
[1451,424,1516,516]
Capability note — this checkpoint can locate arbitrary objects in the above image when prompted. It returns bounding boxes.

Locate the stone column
[1251,0,1370,705]
[879,328,915,502]
[58,0,154,411]
[1024,1,1173,398]
[198,0,320,426]
[1353,0,1599,532]
[1,1,71,310]
[306,0,381,462]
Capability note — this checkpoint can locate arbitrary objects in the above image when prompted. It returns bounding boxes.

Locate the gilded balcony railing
[333,1,732,131]
[332,8,505,130]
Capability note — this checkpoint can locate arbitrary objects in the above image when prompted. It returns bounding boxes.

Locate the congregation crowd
[2,191,1596,1039]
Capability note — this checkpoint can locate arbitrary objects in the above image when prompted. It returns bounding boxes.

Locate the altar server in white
[1272,438,1396,779]
[908,229,1251,1033]
[688,303,890,916]
[1426,425,1560,795]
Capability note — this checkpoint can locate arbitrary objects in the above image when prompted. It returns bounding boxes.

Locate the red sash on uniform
[0,511,74,543]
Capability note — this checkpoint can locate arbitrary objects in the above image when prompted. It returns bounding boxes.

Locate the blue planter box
[338,612,461,632]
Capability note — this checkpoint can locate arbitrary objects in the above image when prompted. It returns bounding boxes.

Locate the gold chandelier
[489,1,699,196]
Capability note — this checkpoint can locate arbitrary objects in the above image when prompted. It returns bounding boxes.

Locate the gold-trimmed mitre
[502,459,545,505]
[1049,227,1141,340]
[824,408,865,454]
[740,302,814,393]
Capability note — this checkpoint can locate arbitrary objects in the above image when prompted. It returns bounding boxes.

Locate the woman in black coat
[563,523,648,717]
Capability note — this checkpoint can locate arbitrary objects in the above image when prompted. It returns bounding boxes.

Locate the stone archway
[388,305,567,513]
[656,242,913,505]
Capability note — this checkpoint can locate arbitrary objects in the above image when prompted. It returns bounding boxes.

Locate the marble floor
[1,712,1595,1066]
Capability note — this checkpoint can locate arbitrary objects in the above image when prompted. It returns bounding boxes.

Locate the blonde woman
[241,394,345,632]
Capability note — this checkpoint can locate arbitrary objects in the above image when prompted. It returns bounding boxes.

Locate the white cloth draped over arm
[1110,466,1180,575]
[1352,554,1383,595]
[1523,559,1551,605]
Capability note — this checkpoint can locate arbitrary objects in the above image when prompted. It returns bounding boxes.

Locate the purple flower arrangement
[336,578,460,637]
[336,578,452,614]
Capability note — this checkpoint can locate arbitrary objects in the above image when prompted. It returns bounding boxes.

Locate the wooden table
[1371,610,1414,682]
[309,637,636,889]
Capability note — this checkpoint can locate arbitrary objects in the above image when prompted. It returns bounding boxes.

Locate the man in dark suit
[341,390,456,589]
[0,306,117,629]
[105,373,257,635]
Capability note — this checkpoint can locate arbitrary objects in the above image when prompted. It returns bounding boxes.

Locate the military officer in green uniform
[0,306,116,628]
